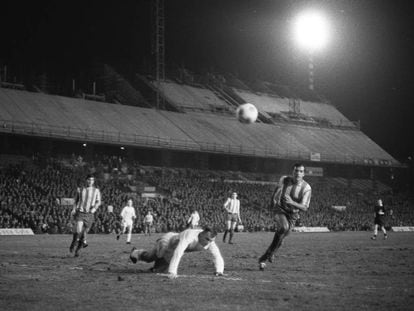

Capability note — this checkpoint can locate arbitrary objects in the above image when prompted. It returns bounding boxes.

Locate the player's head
[231,192,237,199]
[86,174,95,186]
[292,163,305,181]
[127,198,133,206]
[198,227,217,249]
[377,199,383,206]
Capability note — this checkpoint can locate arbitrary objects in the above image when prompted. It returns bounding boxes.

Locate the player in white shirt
[222,192,242,244]
[69,174,101,257]
[186,209,200,229]
[117,199,136,244]
[130,227,224,279]
[143,211,154,236]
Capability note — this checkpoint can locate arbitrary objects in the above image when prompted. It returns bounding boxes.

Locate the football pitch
[1,232,413,311]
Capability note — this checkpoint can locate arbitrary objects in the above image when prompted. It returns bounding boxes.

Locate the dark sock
[223,230,228,242]
[229,229,234,243]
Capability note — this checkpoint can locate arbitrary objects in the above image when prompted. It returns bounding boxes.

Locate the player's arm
[167,238,190,278]
[285,189,311,212]
[237,204,242,223]
[223,198,231,211]
[207,241,224,275]
[91,190,102,213]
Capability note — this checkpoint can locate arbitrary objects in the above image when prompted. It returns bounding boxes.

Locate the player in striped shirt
[222,192,242,244]
[69,174,101,257]
[258,163,312,270]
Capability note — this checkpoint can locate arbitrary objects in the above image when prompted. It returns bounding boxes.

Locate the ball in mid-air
[236,103,258,124]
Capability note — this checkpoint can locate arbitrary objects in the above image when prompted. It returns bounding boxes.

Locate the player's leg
[371,224,378,240]
[259,214,290,267]
[126,223,132,244]
[74,221,85,257]
[130,247,157,264]
[69,221,80,252]
[381,225,387,239]
[228,219,237,244]
[152,257,170,273]
[223,218,231,242]
[117,223,124,240]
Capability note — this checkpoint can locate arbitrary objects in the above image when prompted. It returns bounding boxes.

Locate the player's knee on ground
[152,258,169,273]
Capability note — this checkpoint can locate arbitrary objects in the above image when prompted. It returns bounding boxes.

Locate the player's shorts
[122,220,133,227]
[226,213,238,222]
[274,206,298,230]
[374,216,384,226]
[156,232,179,259]
[75,211,95,228]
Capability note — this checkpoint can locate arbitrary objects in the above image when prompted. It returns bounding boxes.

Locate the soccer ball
[236,103,258,124]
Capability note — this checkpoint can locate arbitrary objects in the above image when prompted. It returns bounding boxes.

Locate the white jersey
[224,198,240,214]
[166,229,224,275]
[144,214,154,224]
[120,206,136,223]
[187,211,200,227]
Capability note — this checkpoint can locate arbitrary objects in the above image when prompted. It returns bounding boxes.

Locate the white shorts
[122,220,133,227]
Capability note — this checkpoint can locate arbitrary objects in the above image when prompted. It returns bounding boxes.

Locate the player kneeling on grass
[130,227,224,279]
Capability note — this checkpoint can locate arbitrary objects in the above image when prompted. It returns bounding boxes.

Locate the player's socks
[258,253,269,264]
[223,230,228,242]
[69,233,78,252]
[228,229,234,244]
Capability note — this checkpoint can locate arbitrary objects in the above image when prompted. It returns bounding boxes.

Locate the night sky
[1,0,413,161]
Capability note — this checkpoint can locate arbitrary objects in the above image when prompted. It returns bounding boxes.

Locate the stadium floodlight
[292,9,331,53]
[292,9,331,90]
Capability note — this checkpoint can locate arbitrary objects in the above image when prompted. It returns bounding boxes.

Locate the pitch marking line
[156,273,244,281]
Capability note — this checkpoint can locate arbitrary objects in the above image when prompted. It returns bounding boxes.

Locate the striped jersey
[224,198,240,214]
[272,176,311,214]
[76,186,101,213]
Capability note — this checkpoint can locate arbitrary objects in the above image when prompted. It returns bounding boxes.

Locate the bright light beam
[293,10,331,53]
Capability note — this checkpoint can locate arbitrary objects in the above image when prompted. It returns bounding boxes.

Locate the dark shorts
[274,207,299,229]
[374,216,384,227]
[226,213,238,222]
[75,212,95,228]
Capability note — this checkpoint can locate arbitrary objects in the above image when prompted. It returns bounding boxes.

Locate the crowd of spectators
[1,154,413,234]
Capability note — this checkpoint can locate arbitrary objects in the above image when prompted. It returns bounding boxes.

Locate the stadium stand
[0,154,411,234]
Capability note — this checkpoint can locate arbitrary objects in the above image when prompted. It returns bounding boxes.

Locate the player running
[258,163,311,270]
[69,174,101,257]
[129,227,224,279]
[117,198,136,244]
[371,199,388,240]
[186,208,200,229]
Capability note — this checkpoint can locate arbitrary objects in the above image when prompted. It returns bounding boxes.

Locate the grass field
[1,231,413,311]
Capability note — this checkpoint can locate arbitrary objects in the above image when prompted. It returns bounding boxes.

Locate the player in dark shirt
[371,199,388,240]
